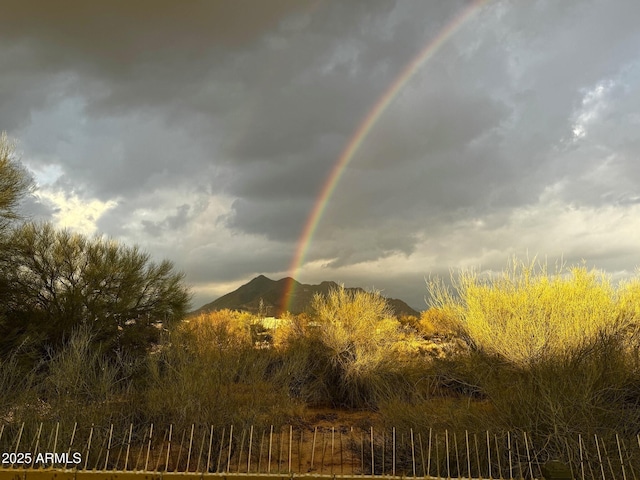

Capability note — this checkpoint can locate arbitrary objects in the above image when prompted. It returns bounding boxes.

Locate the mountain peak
[248,274,274,284]
[192,276,419,318]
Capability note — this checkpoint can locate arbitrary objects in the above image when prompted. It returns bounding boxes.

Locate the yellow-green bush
[428,258,636,365]
[313,286,399,379]
[270,286,407,408]
[298,286,422,408]
[419,306,459,338]
[271,312,310,350]
[187,309,257,348]
[423,257,640,448]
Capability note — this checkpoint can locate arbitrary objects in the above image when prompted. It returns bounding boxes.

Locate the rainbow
[281,0,489,314]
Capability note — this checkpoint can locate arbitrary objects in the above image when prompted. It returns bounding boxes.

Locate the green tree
[0,222,191,358]
[0,132,34,232]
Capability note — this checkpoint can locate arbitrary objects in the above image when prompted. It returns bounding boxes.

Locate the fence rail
[1,422,639,479]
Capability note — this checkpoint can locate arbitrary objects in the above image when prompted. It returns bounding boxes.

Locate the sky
[2,0,640,311]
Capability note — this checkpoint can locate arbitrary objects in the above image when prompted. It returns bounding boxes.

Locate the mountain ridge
[192,276,420,317]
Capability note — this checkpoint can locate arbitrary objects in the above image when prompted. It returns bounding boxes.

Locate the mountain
[192,275,420,318]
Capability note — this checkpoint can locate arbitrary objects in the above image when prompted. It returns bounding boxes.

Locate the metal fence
[1,421,640,479]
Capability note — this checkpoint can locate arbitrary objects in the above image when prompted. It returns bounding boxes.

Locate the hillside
[192,275,420,317]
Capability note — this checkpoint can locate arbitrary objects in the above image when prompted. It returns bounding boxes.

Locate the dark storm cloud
[18,193,56,221]
[0,1,305,130]
[225,197,310,241]
[142,204,191,237]
[2,0,402,205]
[186,245,292,285]
[217,1,489,242]
[0,0,316,72]
[314,0,640,234]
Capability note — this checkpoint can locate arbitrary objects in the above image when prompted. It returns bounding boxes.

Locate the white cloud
[571,80,615,140]
[35,189,117,236]
[28,163,64,186]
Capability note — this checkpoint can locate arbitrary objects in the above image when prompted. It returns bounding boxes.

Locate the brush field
[2,258,640,465]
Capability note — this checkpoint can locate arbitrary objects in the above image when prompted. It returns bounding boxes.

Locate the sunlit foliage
[428,258,635,365]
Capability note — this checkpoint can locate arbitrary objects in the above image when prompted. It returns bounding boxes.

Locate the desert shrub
[267,311,336,405]
[192,309,279,347]
[616,277,640,349]
[428,258,630,365]
[314,286,398,408]
[482,332,640,436]
[0,349,39,422]
[1,325,142,429]
[313,286,398,373]
[43,325,136,403]
[305,286,412,408]
[188,310,256,348]
[419,306,459,338]
[397,314,420,333]
[0,222,191,360]
[422,257,640,455]
[271,326,331,405]
[272,288,434,409]
[143,310,302,432]
[271,312,310,350]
